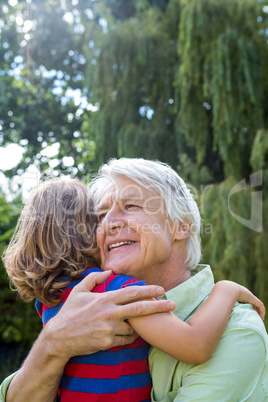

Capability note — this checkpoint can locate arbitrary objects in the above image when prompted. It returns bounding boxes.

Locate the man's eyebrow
[120,194,143,201]
[95,202,110,212]
[96,194,143,211]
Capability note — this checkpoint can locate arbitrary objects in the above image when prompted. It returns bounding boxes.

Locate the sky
[0,146,40,201]
[0,143,24,171]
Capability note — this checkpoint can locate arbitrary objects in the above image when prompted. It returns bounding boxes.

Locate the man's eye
[98,213,106,222]
[126,204,138,210]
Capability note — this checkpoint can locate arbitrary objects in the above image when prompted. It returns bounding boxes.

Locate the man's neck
[158,239,192,291]
[149,258,191,292]
[163,267,191,292]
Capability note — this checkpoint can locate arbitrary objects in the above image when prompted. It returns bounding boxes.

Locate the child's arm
[128,281,265,364]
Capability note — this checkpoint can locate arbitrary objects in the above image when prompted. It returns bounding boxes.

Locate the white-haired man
[1,158,268,401]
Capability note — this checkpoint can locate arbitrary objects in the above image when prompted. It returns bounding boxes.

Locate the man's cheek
[135,222,162,235]
[96,225,105,245]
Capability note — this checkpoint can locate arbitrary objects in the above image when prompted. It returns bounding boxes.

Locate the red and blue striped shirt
[35,267,151,401]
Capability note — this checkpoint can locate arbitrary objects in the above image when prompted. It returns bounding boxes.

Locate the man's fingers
[119,298,176,320]
[113,333,139,347]
[107,285,166,305]
[74,270,112,292]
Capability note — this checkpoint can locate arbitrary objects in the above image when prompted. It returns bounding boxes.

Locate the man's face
[96,175,178,284]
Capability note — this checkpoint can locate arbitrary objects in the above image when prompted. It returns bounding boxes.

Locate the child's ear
[173,221,191,241]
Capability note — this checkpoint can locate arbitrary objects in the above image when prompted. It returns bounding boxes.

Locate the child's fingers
[252,299,265,320]
[237,284,265,320]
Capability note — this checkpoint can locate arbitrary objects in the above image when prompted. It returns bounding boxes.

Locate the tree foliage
[201,175,268,325]
[87,5,179,167]
[0,191,41,342]
[176,0,268,179]
[0,190,42,380]
[1,0,267,181]
[0,0,96,179]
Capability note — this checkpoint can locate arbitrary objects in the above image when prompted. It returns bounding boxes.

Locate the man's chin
[103,263,131,277]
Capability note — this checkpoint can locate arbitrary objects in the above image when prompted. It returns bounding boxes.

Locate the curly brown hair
[3,178,100,306]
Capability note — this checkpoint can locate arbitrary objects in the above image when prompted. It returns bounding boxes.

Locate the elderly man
[1,158,268,401]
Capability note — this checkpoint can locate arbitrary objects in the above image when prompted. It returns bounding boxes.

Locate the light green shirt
[0,372,17,401]
[149,264,268,401]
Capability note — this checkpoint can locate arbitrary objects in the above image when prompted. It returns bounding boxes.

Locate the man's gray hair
[90,158,201,271]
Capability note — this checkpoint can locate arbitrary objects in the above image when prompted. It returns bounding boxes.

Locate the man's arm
[6,270,175,402]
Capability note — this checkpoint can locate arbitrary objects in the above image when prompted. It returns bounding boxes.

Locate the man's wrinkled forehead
[95,176,162,211]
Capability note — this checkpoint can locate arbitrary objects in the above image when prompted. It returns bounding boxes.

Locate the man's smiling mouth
[108,241,136,251]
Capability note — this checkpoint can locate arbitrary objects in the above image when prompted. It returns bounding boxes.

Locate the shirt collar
[162,264,215,321]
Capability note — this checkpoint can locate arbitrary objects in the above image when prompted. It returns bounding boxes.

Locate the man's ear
[173,221,191,240]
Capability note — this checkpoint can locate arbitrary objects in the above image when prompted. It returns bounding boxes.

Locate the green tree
[85,5,179,167]
[0,0,97,179]
[1,0,267,182]
[201,171,268,328]
[176,0,268,180]
[0,191,42,380]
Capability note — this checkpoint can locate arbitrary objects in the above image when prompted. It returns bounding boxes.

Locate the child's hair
[3,178,100,306]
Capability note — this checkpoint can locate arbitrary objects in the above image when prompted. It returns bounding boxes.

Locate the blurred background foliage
[0,0,267,380]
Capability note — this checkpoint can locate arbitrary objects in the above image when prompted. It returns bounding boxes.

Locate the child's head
[4,178,100,306]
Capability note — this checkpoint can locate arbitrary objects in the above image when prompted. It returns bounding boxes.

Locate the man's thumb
[77,270,112,292]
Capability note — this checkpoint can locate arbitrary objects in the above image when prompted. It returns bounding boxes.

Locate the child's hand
[237,284,265,320]
[218,281,265,320]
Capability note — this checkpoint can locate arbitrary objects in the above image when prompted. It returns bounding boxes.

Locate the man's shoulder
[0,371,18,401]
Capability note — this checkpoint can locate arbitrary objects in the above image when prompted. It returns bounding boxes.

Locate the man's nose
[101,205,125,232]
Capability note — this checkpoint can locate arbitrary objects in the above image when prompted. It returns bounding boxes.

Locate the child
[4,178,265,402]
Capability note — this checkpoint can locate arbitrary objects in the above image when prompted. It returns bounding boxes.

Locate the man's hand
[44,270,176,362]
[6,270,175,402]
